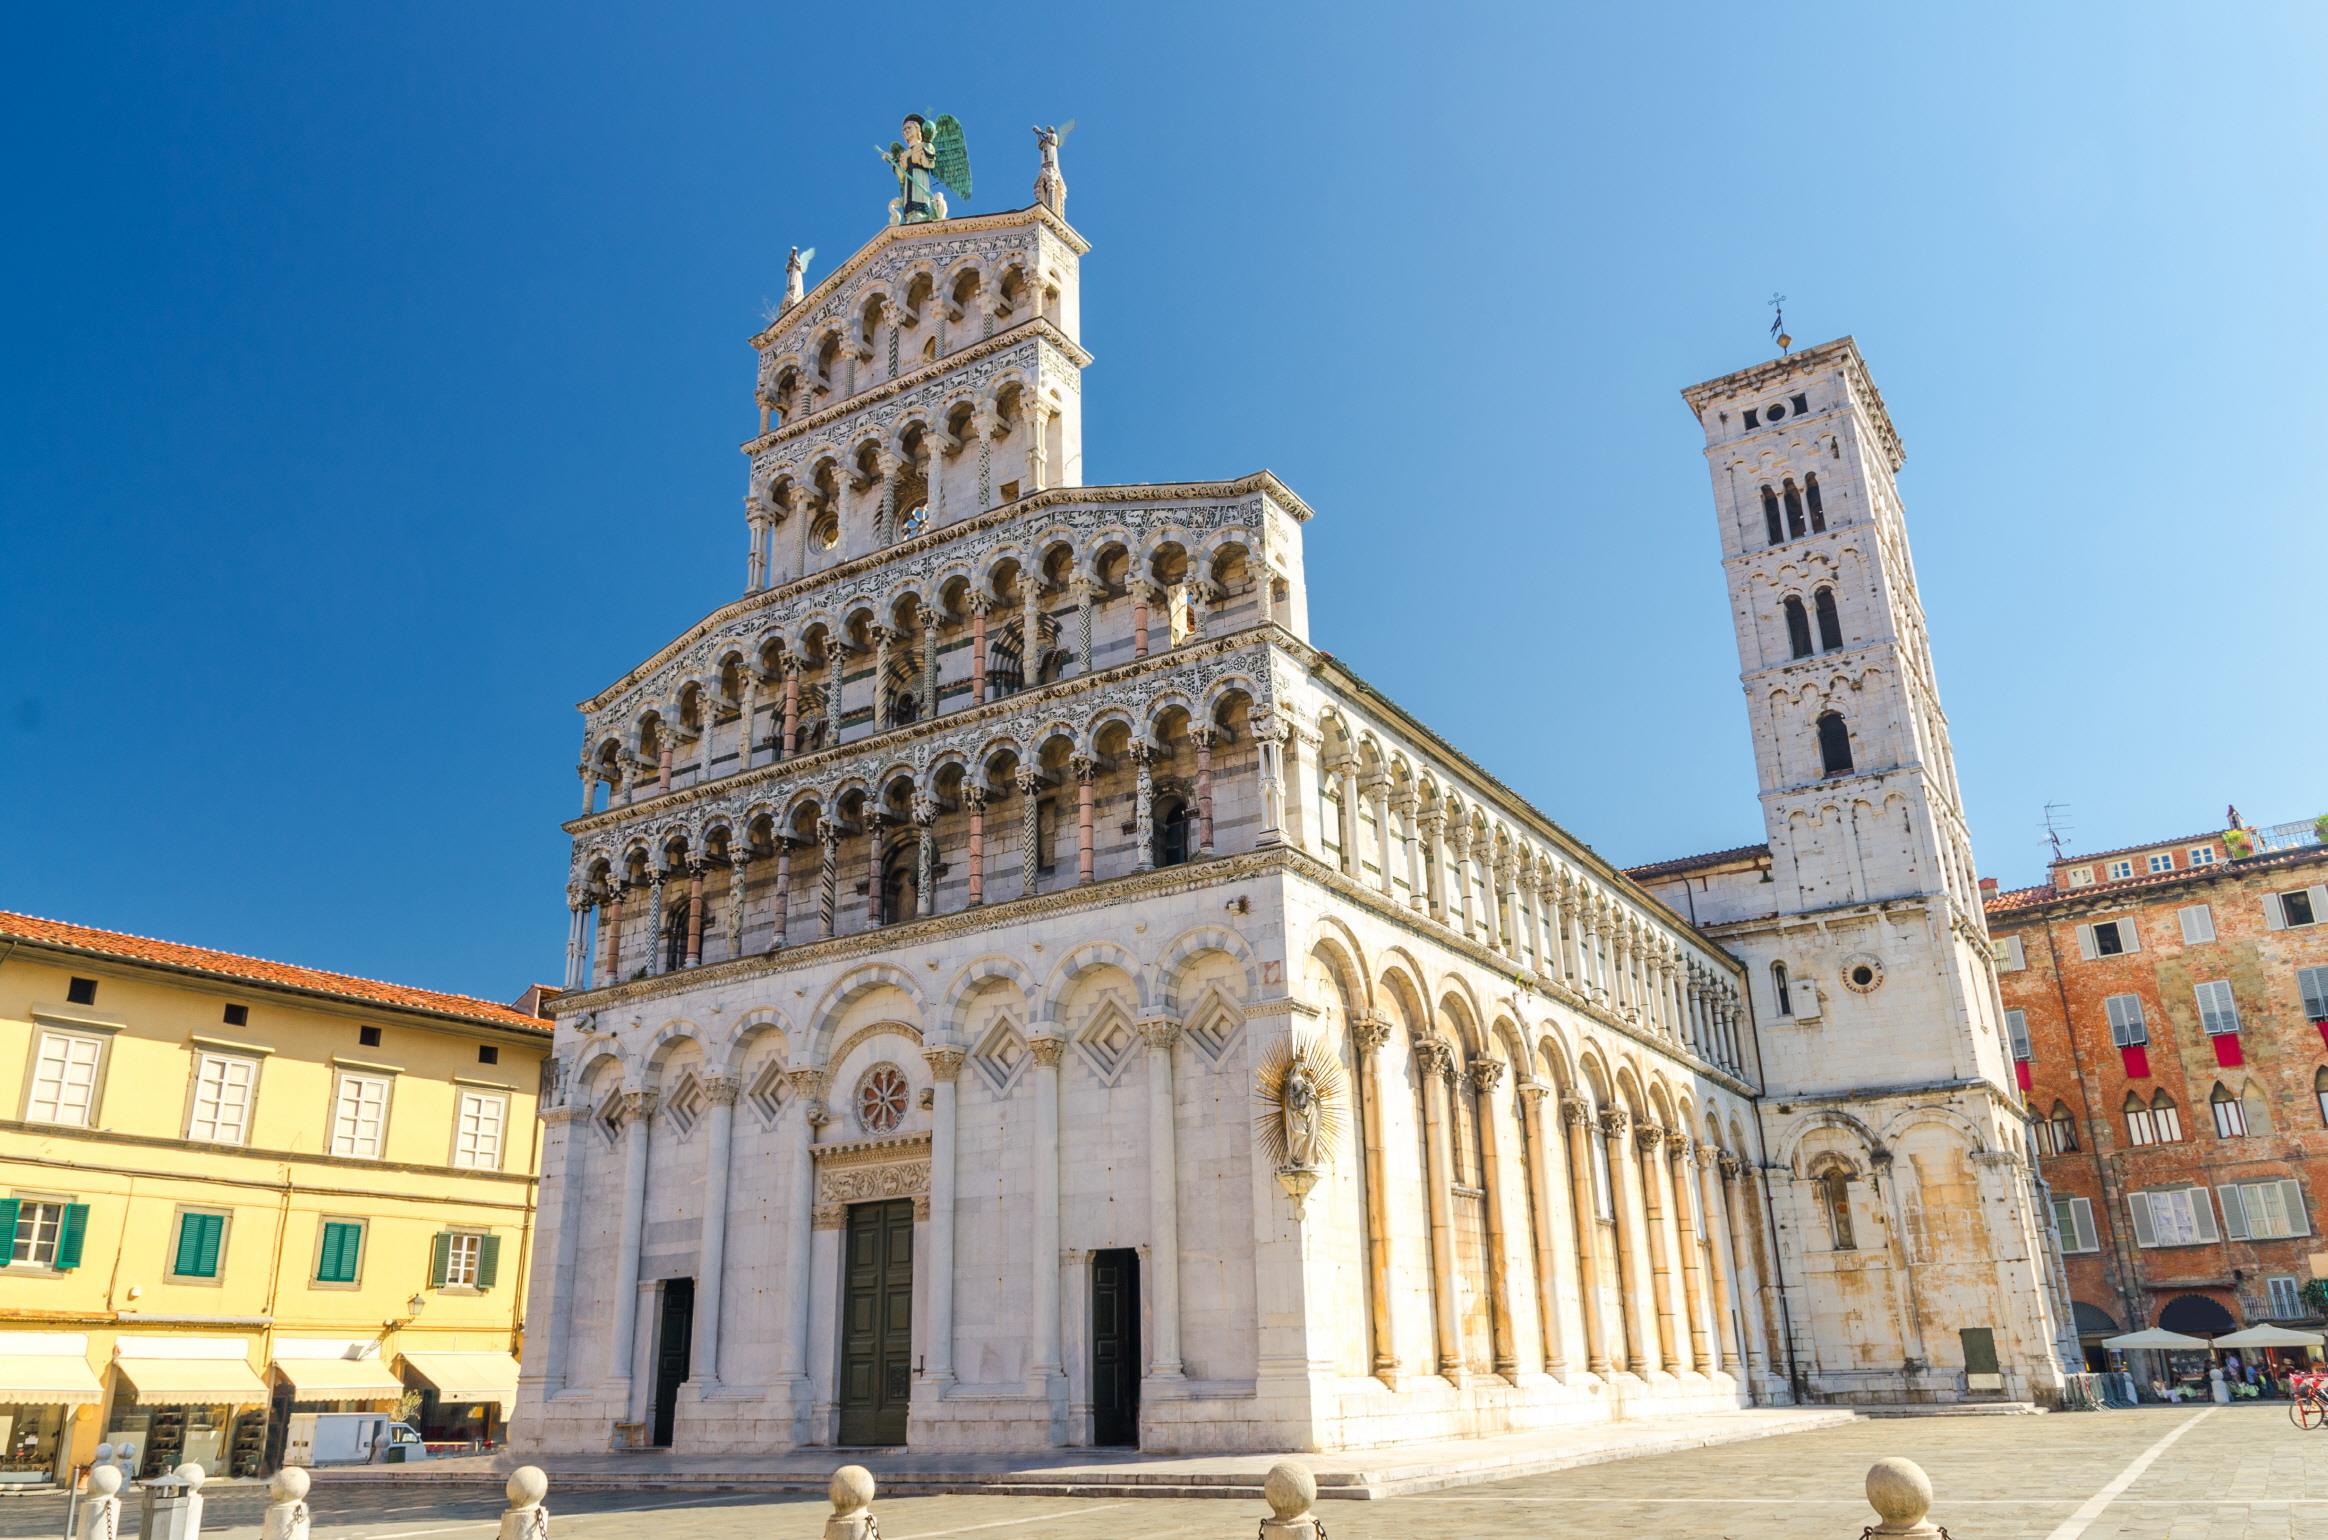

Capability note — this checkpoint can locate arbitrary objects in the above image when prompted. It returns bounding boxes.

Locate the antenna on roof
[2043,803,2074,863]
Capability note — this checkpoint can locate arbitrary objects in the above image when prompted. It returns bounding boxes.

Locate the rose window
[856,1065,909,1134]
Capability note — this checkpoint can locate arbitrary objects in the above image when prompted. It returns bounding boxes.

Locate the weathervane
[1768,292,1792,354]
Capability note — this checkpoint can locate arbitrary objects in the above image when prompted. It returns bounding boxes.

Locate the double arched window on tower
[1785,587,1848,660]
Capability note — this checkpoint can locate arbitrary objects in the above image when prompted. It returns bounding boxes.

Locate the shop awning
[2214,1324,2326,1349]
[399,1351,520,1414]
[115,1355,269,1405]
[271,1355,405,1402]
[2102,1328,2209,1350]
[0,1351,104,1406]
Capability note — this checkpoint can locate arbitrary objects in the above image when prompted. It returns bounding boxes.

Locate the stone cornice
[742,318,1091,454]
[1281,850,1759,1100]
[1679,336,1904,473]
[810,1129,933,1168]
[554,846,1283,1017]
[575,474,1313,715]
[748,202,1091,353]
[567,628,1282,838]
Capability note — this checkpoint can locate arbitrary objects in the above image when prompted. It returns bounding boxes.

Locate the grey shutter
[2266,893,2288,930]
[2180,905,2214,944]
[2310,885,2328,921]
[2283,1179,2312,1237]
[2301,967,2328,1020]
[2118,914,2140,952]
[2128,1192,2157,1248]
[2220,1185,2250,1239]
[2077,923,2099,959]
[2191,1189,2222,1243]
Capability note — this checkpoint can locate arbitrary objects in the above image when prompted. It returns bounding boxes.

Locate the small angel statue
[879,113,972,225]
[1032,119,1074,214]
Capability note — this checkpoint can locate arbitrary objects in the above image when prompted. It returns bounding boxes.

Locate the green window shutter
[0,1197,19,1268]
[194,1213,224,1277]
[476,1233,501,1290]
[55,1203,90,1272]
[174,1214,205,1276]
[428,1231,451,1288]
[318,1221,362,1284]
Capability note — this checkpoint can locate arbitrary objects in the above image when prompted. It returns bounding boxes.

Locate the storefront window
[0,1405,65,1484]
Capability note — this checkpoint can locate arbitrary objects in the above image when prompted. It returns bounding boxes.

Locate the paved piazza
[12,1406,2328,1538]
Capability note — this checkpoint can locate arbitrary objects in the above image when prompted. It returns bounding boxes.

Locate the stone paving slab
[311,1405,1854,1499]
[15,1403,2328,1537]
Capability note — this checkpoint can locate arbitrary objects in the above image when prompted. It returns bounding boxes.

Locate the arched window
[987,636,1025,696]
[1814,587,1844,651]
[663,898,691,972]
[1154,795,1193,869]
[1816,712,1853,777]
[1783,596,1814,659]
[1804,472,1826,532]
[1772,961,1793,1017]
[1818,1166,1856,1250]
[1760,485,1784,546]
[2151,1090,2183,1143]
[1783,480,1807,538]
[2046,1101,2079,1155]
[2211,1083,2246,1139]
[2125,1093,2155,1146]
[880,842,918,926]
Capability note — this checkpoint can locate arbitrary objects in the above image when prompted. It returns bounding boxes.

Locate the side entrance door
[839,1199,915,1446]
[1090,1248,1142,1446]
[649,1276,695,1447]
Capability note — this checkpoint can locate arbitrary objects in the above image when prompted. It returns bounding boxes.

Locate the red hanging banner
[2213,1033,2245,1068]
[2014,1060,2032,1091]
[2121,1044,2151,1079]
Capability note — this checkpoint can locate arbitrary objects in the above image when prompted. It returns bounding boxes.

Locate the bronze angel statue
[879,113,972,225]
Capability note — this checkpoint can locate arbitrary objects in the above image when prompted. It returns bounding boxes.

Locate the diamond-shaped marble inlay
[1076,1001,1138,1085]
[597,1088,625,1146]
[664,1072,703,1137]
[972,1020,1029,1096]
[747,1060,788,1126]
[1183,996,1244,1065]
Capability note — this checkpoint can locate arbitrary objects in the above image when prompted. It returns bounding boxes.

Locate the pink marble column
[970,598,989,705]
[781,660,800,759]
[1073,757,1096,883]
[683,866,706,967]
[965,787,987,906]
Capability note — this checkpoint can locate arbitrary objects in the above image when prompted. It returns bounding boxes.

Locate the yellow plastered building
[0,911,550,1485]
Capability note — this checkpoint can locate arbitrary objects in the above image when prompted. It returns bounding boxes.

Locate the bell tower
[1675,338,2072,1404]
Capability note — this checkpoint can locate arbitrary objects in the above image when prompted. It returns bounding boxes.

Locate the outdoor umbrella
[2212,1325,2325,1349]
[2100,1328,2209,1350]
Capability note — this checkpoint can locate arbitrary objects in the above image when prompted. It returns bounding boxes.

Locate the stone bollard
[499,1466,551,1540]
[824,1464,876,1540]
[173,1462,207,1534]
[261,1466,312,1540]
[80,1465,123,1540]
[1864,1457,1940,1537]
[1259,1462,1320,1538]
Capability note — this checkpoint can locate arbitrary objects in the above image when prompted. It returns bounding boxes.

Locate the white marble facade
[518,159,2065,1457]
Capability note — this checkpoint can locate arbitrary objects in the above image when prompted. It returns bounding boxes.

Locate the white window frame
[2179,904,2216,944]
[24,1027,108,1128]
[452,1089,509,1171]
[444,1229,484,1288]
[2125,1102,2156,1146]
[2065,866,2095,888]
[2212,1092,2247,1139]
[2188,845,2216,867]
[2218,1178,2311,1241]
[328,1071,393,1159]
[2195,979,2242,1037]
[2080,917,2139,958]
[2269,1275,2304,1320]
[2053,1195,2099,1253]
[2154,1099,2183,1142]
[2266,885,2328,931]
[2129,1186,2220,1248]
[185,1051,260,1146]
[2108,859,2134,880]
[2148,853,2175,874]
[7,1196,72,1269]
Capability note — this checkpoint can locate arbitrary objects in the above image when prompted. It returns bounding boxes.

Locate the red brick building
[1987,815,2328,1367]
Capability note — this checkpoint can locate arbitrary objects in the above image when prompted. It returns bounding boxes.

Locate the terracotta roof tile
[1624,843,1772,881]
[0,911,551,1033]
[1984,843,2328,919]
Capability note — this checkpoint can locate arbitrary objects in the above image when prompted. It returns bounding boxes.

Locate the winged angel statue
[879,113,972,225]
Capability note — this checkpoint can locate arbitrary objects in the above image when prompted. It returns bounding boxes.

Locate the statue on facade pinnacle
[781,245,816,311]
[879,113,972,225]
[1032,120,1074,215]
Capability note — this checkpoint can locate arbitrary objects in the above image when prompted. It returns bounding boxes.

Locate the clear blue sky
[5,5,2322,1000]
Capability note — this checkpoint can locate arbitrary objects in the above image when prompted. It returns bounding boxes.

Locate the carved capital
[784,1067,827,1102]
[812,1204,847,1230]
[1719,1153,1746,1181]
[1634,1122,1666,1155]
[1596,1105,1631,1141]
[1411,1036,1457,1083]
[620,1090,659,1126]
[700,1074,741,1108]
[963,784,988,811]
[1470,1058,1507,1094]
[1028,1034,1067,1067]
[1516,1080,1550,1108]
[1350,1012,1393,1057]
[923,1046,968,1081]
[1135,1016,1182,1051]
[1560,1092,1592,1129]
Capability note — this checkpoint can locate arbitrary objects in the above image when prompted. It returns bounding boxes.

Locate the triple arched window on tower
[1759,474,1827,546]
[1816,711,1854,777]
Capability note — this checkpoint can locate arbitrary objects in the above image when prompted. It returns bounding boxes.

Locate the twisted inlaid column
[1414,1036,1466,1381]
[919,621,939,721]
[816,819,839,939]
[645,871,668,977]
[1016,766,1042,897]
[1132,743,1156,872]
[1073,755,1097,884]
[1073,575,1093,673]
[864,812,889,926]
[913,797,937,918]
[968,594,991,704]
[1191,726,1217,857]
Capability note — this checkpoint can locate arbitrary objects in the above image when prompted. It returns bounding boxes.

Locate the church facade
[515,136,2068,1457]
